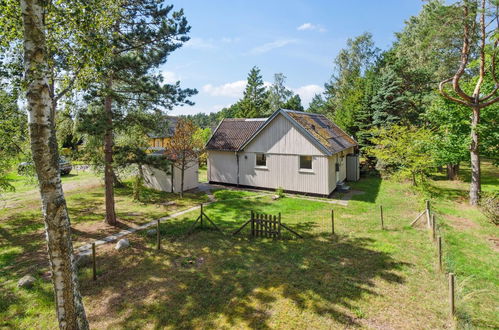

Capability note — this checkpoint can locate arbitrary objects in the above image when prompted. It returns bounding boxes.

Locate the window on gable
[300,155,312,170]
[256,153,266,167]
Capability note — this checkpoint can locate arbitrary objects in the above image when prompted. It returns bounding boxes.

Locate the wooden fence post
[331,209,335,235]
[438,236,442,271]
[380,205,384,230]
[92,243,96,281]
[449,273,455,317]
[200,203,203,227]
[250,211,254,237]
[432,214,436,241]
[278,212,281,239]
[426,200,431,228]
[156,219,161,250]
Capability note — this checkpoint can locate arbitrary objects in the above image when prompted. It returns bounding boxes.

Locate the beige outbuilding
[206,109,359,197]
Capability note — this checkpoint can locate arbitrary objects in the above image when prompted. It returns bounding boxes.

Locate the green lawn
[0,163,497,328]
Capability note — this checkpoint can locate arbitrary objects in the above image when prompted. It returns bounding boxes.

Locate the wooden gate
[233,211,302,239]
[251,211,281,238]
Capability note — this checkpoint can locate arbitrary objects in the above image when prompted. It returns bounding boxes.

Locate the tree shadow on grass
[348,176,382,204]
[80,218,410,329]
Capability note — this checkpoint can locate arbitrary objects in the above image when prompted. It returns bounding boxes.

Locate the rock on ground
[75,251,92,267]
[18,275,36,288]
[115,238,130,250]
[146,229,157,236]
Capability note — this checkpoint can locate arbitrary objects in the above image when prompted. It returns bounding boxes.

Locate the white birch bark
[20,0,89,328]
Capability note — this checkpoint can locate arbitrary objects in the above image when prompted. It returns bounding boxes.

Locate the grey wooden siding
[245,114,324,156]
[207,150,238,184]
[239,152,329,194]
[143,163,198,193]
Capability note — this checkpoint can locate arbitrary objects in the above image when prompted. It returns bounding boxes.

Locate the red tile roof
[205,118,266,151]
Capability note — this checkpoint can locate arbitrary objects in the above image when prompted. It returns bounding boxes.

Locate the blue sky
[163,0,425,116]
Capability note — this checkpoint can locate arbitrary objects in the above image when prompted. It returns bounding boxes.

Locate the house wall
[328,155,337,193]
[238,152,330,195]
[206,115,356,195]
[143,162,198,193]
[207,150,238,184]
[327,146,354,187]
[241,114,330,195]
[245,114,324,156]
[149,137,169,148]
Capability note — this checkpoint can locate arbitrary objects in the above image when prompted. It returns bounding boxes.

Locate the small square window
[300,156,312,170]
[256,153,266,167]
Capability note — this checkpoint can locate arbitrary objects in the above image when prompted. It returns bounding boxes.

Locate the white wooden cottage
[205,109,359,197]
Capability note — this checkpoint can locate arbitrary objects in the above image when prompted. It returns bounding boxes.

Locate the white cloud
[202,80,247,98]
[221,37,240,43]
[161,71,180,84]
[292,84,324,106]
[297,23,326,32]
[250,39,297,55]
[184,37,216,50]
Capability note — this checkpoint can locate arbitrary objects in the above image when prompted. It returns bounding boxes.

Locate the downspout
[236,152,240,187]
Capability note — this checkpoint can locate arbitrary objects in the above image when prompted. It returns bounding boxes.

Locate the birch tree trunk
[103,83,117,225]
[20,0,89,328]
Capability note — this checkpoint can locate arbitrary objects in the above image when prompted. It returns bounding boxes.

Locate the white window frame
[299,155,313,172]
[255,153,267,169]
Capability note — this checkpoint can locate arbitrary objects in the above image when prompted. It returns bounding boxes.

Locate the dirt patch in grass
[445,214,478,230]
[487,237,499,252]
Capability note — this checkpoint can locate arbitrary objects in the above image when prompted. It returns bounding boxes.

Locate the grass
[198,165,208,183]
[0,162,497,328]
[425,160,499,328]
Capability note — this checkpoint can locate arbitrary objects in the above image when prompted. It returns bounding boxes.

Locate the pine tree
[237,66,268,118]
[78,1,196,225]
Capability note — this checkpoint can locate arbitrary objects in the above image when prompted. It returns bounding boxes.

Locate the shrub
[132,175,144,201]
[480,192,498,225]
[275,187,285,198]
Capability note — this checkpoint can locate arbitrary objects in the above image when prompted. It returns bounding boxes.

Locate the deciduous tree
[165,119,201,198]
[18,0,88,327]
[438,0,499,205]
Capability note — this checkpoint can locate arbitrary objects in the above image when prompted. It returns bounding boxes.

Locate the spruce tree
[371,66,407,127]
[237,66,268,118]
[306,94,326,113]
[283,94,304,111]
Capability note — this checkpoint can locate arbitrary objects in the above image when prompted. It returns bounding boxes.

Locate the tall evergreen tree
[266,73,293,114]
[237,66,268,118]
[306,93,326,113]
[78,1,196,225]
[371,66,407,127]
[283,94,304,111]
[323,33,379,134]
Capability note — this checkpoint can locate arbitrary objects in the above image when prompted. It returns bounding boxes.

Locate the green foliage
[132,175,144,201]
[0,90,27,192]
[371,66,406,127]
[306,94,326,114]
[236,66,269,118]
[275,187,285,198]
[182,112,219,129]
[424,96,470,167]
[368,125,435,186]
[267,73,293,114]
[323,33,379,135]
[282,94,304,111]
[480,192,498,225]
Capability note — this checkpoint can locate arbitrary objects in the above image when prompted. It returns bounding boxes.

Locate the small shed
[143,162,198,193]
